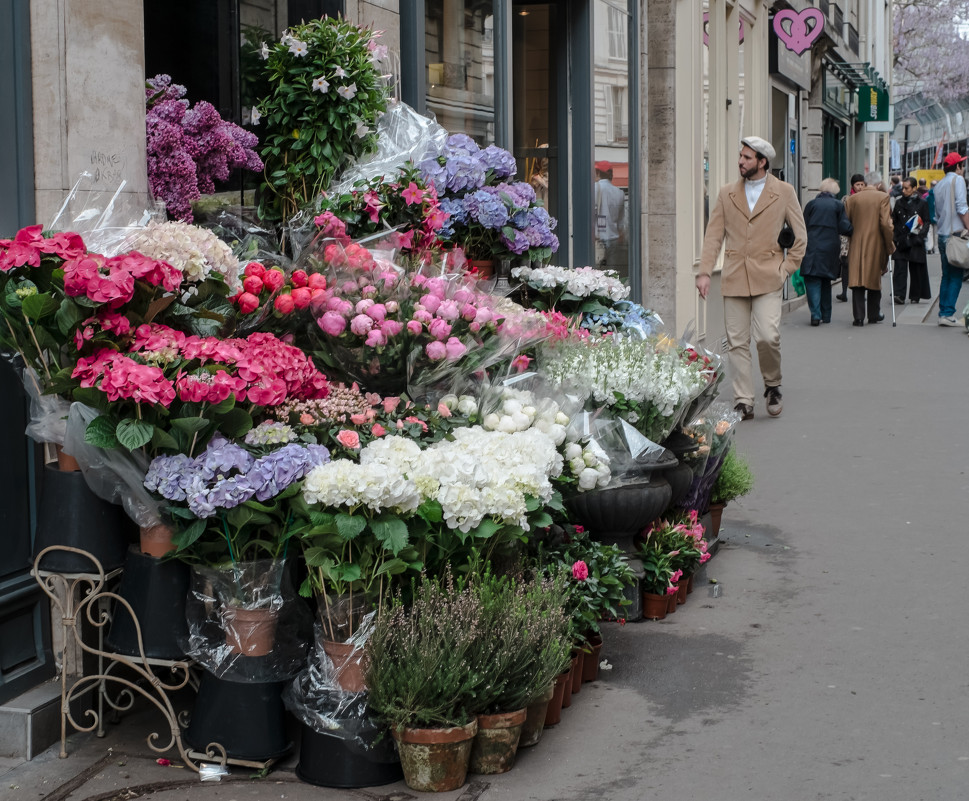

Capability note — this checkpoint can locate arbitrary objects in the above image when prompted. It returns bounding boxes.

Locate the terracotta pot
[571,648,585,695]
[676,579,688,605]
[582,633,604,682]
[709,501,726,538]
[666,591,678,614]
[687,573,695,594]
[469,708,527,774]
[469,258,494,278]
[544,670,570,727]
[519,685,555,747]
[393,719,477,793]
[139,523,176,558]
[642,591,668,620]
[322,639,367,693]
[224,605,279,657]
[55,444,81,472]
[561,654,578,708]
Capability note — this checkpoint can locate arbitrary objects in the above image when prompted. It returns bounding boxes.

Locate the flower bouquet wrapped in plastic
[675,402,742,513]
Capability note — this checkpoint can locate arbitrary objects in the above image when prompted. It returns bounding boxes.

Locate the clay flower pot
[393,719,478,792]
[322,639,367,693]
[582,633,604,682]
[139,522,176,558]
[708,501,726,537]
[570,648,584,695]
[544,669,571,727]
[469,708,527,774]
[642,591,668,620]
[666,591,678,614]
[676,579,688,605]
[519,685,555,748]
[224,605,279,657]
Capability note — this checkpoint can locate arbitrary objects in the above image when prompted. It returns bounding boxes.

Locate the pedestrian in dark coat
[891,176,931,304]
[844,172,896,326]
[801,178,853,325]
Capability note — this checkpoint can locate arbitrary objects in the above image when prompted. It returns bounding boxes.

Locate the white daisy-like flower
[312,76,330,94]
[258,42,270,60]
[337,83,357,100]
[288,39,308,57]
[250,106,262,125]
[334,66,346,78]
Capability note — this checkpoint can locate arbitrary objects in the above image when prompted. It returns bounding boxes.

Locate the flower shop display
[255,18,391,225]
[145,74,263,223]
[419,134,559,269]
[644,510,712,597]
[512,263,629,314]
[638,540,678,620]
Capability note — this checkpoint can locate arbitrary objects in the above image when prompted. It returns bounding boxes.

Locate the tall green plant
[711,447,755,505]
[255,17,390,226]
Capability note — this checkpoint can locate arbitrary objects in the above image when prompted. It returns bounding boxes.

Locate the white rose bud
[554,412,570,426]
[483,413,501,430]
[458,396,478,415]
[583,450,599,467]
[548,424,567,446]
[578,468,599,490]
[439,393,458,409]
[565,442,583,461]
[498,415,519,433]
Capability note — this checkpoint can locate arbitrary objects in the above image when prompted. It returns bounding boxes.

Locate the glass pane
[593,0,630,279]
[425,0,496,144]
[512,4,558,225]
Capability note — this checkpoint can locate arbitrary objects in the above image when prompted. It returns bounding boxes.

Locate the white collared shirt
[745,176,767,213]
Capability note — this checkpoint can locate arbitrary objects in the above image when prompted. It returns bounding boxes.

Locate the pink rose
[425,341,447,361]
[318,312,347,336]
[383,396,401,413]
[371,423,387,437]
[336,429,361,449]
[572,560,589,581]
[437,402,452,418]
[300,412,315,425]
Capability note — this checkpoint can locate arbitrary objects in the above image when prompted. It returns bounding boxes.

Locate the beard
[740,163,760,180]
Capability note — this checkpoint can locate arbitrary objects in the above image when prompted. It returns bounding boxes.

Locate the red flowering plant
[60,323,329,457]
[311,162,448,264]
[642,509,711,582]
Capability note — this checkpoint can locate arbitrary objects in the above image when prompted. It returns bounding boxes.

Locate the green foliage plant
[711,446,755,505]
[255,17,391,226]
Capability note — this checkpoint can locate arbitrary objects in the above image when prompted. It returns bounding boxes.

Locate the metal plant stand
[32,545,226,773]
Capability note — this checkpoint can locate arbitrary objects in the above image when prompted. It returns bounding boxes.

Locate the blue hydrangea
[479,144,517,179]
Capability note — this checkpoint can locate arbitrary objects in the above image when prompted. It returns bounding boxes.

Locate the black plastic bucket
[106,546,190,660]
[34,466,131,573]
[296,719,402,788]
[184,670,290,761]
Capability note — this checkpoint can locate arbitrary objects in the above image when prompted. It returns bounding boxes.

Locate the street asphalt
[2,252,966,801]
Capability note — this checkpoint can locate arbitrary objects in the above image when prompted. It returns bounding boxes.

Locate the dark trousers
[838,257,849,298]
[804,275,832,322]
[892,258,931,301]
[852,288,882,323]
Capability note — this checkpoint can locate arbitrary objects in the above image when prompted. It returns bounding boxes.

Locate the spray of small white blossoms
[512,264,630,303]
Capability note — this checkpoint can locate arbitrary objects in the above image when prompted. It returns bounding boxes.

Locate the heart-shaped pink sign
[773,8,824,56]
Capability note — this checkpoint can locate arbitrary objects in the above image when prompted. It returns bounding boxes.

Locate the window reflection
[593,0,629,279]
[425,1,496,144]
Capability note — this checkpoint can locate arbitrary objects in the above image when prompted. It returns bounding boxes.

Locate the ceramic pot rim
[393,719,478,745]
[477,708,527,728]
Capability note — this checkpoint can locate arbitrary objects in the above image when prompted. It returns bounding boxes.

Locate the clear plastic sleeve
[181,559,309,682]
[22,368,70,446]
[675,402,742,513]
[62,403,162,528]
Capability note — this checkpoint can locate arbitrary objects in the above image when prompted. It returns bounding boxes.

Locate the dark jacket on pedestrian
[891,193,929,265]
[800,192,853,279]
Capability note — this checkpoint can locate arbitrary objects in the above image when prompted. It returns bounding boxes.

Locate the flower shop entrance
[0,0,55,707]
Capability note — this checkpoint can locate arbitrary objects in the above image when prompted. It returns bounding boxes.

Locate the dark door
[0,0,54,705]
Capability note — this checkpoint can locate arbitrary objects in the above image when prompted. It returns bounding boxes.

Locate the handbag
[943,179,969,269]
[777,222,795,249]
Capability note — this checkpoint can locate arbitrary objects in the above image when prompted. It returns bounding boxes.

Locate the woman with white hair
[800,178,853,325]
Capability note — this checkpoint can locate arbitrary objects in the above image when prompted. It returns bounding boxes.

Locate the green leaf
[172,518,207,551]
[116,418,154,451]
[529,511,554,530]
[21,293,59,321]
[150,427,180,452]
[84,415,120,449]
[470,518,501,540]
[170,417,210,436]
[217,408,253,438]
[335,513,367,541]
[371,516,409,555]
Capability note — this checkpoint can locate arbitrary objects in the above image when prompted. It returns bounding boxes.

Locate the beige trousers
[723,289,783,406]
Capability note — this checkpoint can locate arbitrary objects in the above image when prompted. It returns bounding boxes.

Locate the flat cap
[740,136,776,161]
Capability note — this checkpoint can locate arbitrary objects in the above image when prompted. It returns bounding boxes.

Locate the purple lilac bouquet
[144,431,330,566]
[419,134,559,265]
[146,75,263,223]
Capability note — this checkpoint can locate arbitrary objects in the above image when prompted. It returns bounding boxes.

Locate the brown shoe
[734,403,754,421]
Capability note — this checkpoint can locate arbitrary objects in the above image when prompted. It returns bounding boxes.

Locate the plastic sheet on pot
[284,623,388,755]
[22,367,71,446]
[675,402,742,513]
[182,559,310,682]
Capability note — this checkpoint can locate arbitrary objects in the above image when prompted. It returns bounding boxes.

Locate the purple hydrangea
[444,154,487,193]
[465,189,509,230]
[480,144,517,179]
[445,133,479,155]
[144,453,196,501]
[248,443,330,502]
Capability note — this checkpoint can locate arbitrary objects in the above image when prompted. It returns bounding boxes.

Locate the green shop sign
[857,85,889,122]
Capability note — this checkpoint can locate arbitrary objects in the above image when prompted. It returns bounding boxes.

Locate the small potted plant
[638,540,678,620]
[709,446,755,537]
[364,570,487,793]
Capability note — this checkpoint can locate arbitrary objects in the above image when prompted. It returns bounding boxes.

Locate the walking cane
[888,258,896,327]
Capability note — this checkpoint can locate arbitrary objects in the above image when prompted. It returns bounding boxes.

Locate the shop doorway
[823,115,848,195]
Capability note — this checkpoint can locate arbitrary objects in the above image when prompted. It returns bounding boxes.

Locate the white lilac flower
[312,76,330,94]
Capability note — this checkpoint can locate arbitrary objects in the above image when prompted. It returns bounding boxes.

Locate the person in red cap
[594,161,625,274]
[931,151,969,326]
[695,136,806,421]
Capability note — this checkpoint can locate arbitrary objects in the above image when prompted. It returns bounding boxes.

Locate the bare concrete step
[0,679,61,760]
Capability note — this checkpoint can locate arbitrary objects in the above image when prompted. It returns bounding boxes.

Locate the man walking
[696,136,806,420]
[843,172,895,326]
[930,152,968,326]
[594,161,625,272]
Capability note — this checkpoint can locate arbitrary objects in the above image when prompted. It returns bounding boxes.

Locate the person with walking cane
[843,172,894,326]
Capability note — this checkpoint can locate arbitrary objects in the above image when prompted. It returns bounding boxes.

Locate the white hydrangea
[303,458,420,515]
[358,435,423,476]
[512,264,630,302]
[124,221,242,293]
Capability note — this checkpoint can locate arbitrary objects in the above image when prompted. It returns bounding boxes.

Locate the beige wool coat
[698,173,807,297]
[843,186,895,290]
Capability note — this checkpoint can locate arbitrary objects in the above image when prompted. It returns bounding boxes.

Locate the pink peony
[243,275,264,295]
[444,337,467,361]
[428,318,451,341]
[364,328,387,347]
[419,293,442,314]
[244,262,265,278]
[350,314,374,336]
[291,269,308,287]
[291,287,312,309]
[238,292,260,314]
[437,300,460,321]
[380,319,403,337]
[406,320,422,335]
[425,341,447,361]
[572,560,589,581]
[274,293,295,314]
[365,303,387,322]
